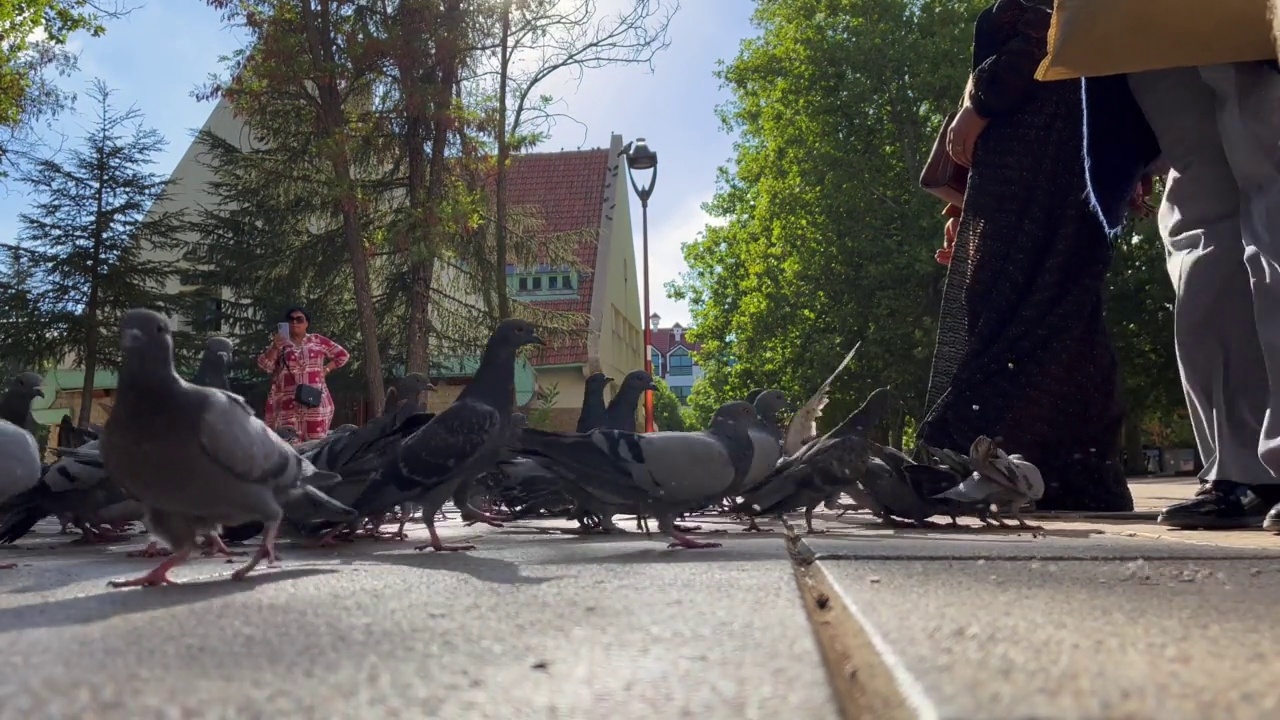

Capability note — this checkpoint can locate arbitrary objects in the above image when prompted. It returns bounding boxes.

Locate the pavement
[0,477,1277,719]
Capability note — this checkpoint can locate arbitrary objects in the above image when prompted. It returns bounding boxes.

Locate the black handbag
[294,383,323,408]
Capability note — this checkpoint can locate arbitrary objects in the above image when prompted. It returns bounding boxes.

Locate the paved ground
[1,478,1277,719]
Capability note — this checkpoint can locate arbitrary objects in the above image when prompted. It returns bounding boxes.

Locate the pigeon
[389,373,435,411]
[0,372,44,436]
[734,387,894,532]
[857,445,949,526]
[603,370,657,432]
[100,308,357,587]
[753,389,791,439]
[931,436,1045,528]
[192,337,234,390]
[55,414,98,450]
[338,318,543,552]
[743,388,765,405]
[783,341,862,455]
[0,418,41,564]
[516,400,761,549]
[576,372,612,432]
[0,441,144,546]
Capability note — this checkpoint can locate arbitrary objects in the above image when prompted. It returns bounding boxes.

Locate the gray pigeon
[733,387,894,532]
[0,418,40,512]
[728,389,789,498]
[0,372,44,438]
[100,308,356,587]
[743,388,765,405]
[752,389,791,439]
[338,318,543,552]
[931,436,1045,528]
[0,440,145,546]
[576,372,612,432]
[603,370,657,432]
[191,337,234,390]
[389,373,435,413]
[516,401,761,549]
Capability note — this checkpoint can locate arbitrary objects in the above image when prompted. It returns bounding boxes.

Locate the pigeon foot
[414,523,475,552]
[201,534,246,557]
[109,548,193,588]
[127,541,173,558]
[231,523,280,581]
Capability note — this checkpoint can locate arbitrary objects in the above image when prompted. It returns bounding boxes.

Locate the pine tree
[7,79,186,425]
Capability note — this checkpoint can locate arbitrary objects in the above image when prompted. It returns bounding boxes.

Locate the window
[548,275,559,290]
[672,384,693,404]
[508,270,580,297]
[562,274,573,289]
[651,349,662,376]
[191,296,224,333]
[518,277,528,291]
[668,347,693,376]
[531,276,542,290]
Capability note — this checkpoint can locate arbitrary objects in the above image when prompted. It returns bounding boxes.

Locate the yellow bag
[1035,0,1276,81]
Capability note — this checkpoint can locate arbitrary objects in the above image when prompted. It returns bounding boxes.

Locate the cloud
[639,194,725,327]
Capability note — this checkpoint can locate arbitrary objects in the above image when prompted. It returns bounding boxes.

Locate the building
[506,138,646,431]
[134,98,640,425]
[647,314,703,405]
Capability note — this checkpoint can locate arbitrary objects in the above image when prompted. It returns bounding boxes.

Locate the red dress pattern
[257,334,350,443]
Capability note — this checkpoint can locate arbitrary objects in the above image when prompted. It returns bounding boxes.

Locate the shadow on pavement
[0,567,337,632]
[353,549,561,586]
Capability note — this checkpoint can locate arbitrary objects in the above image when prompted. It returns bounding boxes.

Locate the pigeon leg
[742,517,775,532]
[374,516,412,541]
[804,506,827,534]
[127,540,173,558]
[665,526,722,550]
[598,514,625,533]
[109,547,194,588]
[231,522,280,581]
[201,533,245,557]
[414,518,475,552]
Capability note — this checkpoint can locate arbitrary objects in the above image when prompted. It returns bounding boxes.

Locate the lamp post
[623,138,658,432]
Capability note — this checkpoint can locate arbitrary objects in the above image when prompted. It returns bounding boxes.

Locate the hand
[947,104,988,169]
[271,333,287,349]
[936,216,959,266]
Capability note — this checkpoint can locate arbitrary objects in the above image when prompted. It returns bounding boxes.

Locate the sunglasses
[288,316,307,324]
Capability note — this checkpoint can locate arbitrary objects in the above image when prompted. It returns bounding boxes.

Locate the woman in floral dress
[256,307,350,443]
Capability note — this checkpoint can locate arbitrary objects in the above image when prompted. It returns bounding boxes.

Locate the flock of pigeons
[0,308,1046,586]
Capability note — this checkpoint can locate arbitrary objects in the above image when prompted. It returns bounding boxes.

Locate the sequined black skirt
[918,79,1134,512]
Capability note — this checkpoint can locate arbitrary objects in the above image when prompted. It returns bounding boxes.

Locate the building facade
[647,315,702,405]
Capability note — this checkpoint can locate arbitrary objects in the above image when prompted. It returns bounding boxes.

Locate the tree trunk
[340,192,387,416]
[494,0,513,320]
[77,300,98,427]
[396,0,431,374]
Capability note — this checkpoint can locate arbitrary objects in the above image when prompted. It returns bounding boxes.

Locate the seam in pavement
[783,521,939,720]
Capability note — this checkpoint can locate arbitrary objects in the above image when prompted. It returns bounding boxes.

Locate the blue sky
[0,0,757,327]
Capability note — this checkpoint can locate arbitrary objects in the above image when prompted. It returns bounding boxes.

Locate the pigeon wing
[395,400,501,488]
[783,341,862,454]
[196,389,295,486]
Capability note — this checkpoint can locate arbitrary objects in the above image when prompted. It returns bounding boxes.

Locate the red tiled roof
[501,148,610,366]
[650,325,702,356]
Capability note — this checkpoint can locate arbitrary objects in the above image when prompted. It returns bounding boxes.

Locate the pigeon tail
[282,481,359,524]
[0,481,52,544]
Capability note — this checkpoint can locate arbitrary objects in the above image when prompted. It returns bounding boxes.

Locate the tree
[201,0,393,413]
[651,377,685,431]
[1,79,186,425]
[0,1,134,172]
[475,0,678,319]
[671,0,984,444]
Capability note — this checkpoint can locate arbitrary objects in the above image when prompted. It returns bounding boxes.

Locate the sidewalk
[799,477,1280,719]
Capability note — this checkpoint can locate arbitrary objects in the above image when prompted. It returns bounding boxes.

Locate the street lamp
[623,138,657,432]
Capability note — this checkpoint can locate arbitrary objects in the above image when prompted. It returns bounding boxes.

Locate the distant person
[918,0,1140,511]
[1126,58,1280,531]
[256,307,350,443]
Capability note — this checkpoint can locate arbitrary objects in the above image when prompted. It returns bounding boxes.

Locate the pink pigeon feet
[461,507,511,528]
[71,523,131,544]
[666,528,722,550]
[109,548,193,588]
[0,562,16,569]
[231,523,280,581]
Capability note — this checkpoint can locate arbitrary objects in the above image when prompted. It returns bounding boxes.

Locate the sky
[0,0,758,328]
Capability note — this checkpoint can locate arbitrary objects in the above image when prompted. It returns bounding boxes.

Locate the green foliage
[527,381,560,429]
[651,377,686,431]
[672,0,985,441]
[0,79,188,379]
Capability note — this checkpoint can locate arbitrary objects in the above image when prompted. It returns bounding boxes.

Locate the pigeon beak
[425,384,438,393]
[528,334,545,346]
[121,328,146,348]
[33,388,44,398]
[217,352,231,364]
[605,377,616,384]
[647,383,660,392]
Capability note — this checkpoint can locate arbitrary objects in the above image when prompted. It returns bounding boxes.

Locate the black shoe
[1157,480,1277,530]
[1264,502,1280,533]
